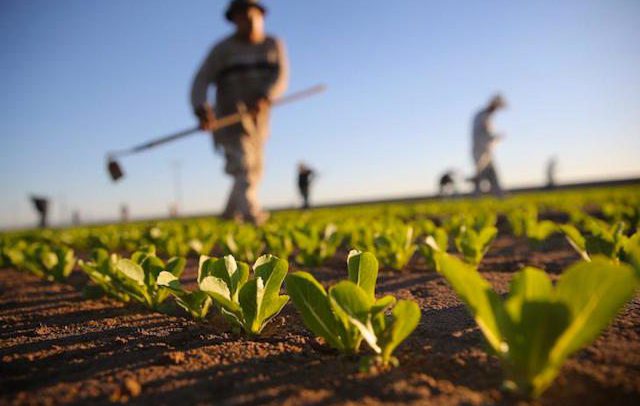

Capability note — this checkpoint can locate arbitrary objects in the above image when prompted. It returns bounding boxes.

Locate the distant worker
[72,210,81,226]
[30,196,49,228]
[120,204,129,223]
[297,162,316,209]
[546,156,558,189]
[470,94,506,196]
[191,0,289,225]
[438,170,458,196]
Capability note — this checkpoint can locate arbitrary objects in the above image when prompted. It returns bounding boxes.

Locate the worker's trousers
[219,134,265,222]
[474,162,503,196]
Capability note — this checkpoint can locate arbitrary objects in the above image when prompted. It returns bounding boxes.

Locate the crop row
[2,240,639,398]
[1,188,639,398]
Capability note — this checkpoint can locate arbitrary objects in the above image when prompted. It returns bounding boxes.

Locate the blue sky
[1,0,639,228]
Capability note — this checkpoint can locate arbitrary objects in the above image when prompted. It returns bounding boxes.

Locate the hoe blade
[108,158,124,182]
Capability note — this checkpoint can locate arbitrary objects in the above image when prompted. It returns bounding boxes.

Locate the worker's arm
[265,38,289,102]
[482,113,503,142]
[191,46,221,129]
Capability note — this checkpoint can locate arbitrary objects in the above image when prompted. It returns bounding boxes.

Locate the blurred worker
[120,204,129,223]
[438,170,458,196]
[191,0,288,225]
[297,162,316,209]
[30,196,49,228]
[546,156,558,189]
[72,210,81,226]
[470,94,506,196]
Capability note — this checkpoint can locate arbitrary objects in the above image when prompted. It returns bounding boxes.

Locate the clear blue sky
[1,0,639,228]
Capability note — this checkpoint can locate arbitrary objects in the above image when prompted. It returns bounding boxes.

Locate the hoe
[107,84,326,182]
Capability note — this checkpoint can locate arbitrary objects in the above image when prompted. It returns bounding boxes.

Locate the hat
[225,0,267,21]
[489,93,507,109]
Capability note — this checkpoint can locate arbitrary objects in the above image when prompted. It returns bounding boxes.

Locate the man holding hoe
[470,94,507,196]
[191,0,288,225]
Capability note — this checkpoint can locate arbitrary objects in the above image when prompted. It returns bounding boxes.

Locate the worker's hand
[253,96,271,115]
[195,104,216,131]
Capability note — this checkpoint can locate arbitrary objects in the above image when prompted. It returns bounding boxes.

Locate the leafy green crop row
[1,186,639,398]
[75,248,422,369]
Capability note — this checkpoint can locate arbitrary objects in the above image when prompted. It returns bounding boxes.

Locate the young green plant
[198,254,289,335]
[286,250,420,368]
[434,251,639,398]
[454,225,497,265]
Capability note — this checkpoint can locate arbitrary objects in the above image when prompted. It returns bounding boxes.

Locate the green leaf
[285,272,345,351]
[253,255,289,330]
[253,254,288,298]
[197,255,214,283]
[504,301,570,397]
[238,278,265,334]
[371,295,396,317]
[558,224,589,261]
[117,259,145,286]
[141,255,165,286]
[260,294,289,329]
[200,275,240,313]
[178,291,213,319]
[504,268,554,322]
[347,250,379,299]
[157,271,183,293]
[380,300,421,365]
[41,251,58,270]
[551,258,638,363]
[435,252,507,353]
[158,271,212,319]
[329,281,374,352]
[166,257,186,278]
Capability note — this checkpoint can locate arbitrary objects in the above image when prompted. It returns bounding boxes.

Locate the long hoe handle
[109,84,326,159]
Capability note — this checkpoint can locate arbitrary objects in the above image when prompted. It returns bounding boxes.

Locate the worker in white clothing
[470,94,506,196]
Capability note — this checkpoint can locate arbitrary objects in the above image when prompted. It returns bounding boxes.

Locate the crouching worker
[190,0,289,225]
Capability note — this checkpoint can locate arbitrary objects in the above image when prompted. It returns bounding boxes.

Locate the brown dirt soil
[1,234,639,406]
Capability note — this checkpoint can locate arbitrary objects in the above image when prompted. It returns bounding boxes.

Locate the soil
[1,232,639,406]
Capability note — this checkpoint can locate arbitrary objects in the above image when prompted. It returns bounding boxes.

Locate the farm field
[1,186,639,405]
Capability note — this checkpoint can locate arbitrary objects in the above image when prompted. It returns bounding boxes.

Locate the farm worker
[546,156,558,189]
[297,162,316,209]
[191,0,289,225]
[471,94,506,196]
[30,196,49,228]
[438,170,457,196]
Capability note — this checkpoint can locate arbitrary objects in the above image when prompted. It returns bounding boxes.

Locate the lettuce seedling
[198,254,289,335]
[112,246,186,309]
[559,221,629,261]
[373,225,417,270]
[454,225,497,265]
[188,233,217,256]
[1,240,27,268]
[293,223,343,266]
[557,224,590,261]
[22,243,76,282]
[435,252,639,398]
[157,271,213,320]
[286,250,420,368]
[222,225,266,263]
[524,220,557,247]
[417,228,448,271]
[264,230,294,261]
[78,248,131,302]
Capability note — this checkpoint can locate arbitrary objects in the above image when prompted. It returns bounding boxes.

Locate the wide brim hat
[225,0,267,21]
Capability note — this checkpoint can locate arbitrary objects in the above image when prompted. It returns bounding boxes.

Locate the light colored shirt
[191,34,289,140]
[472,108,499,170]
